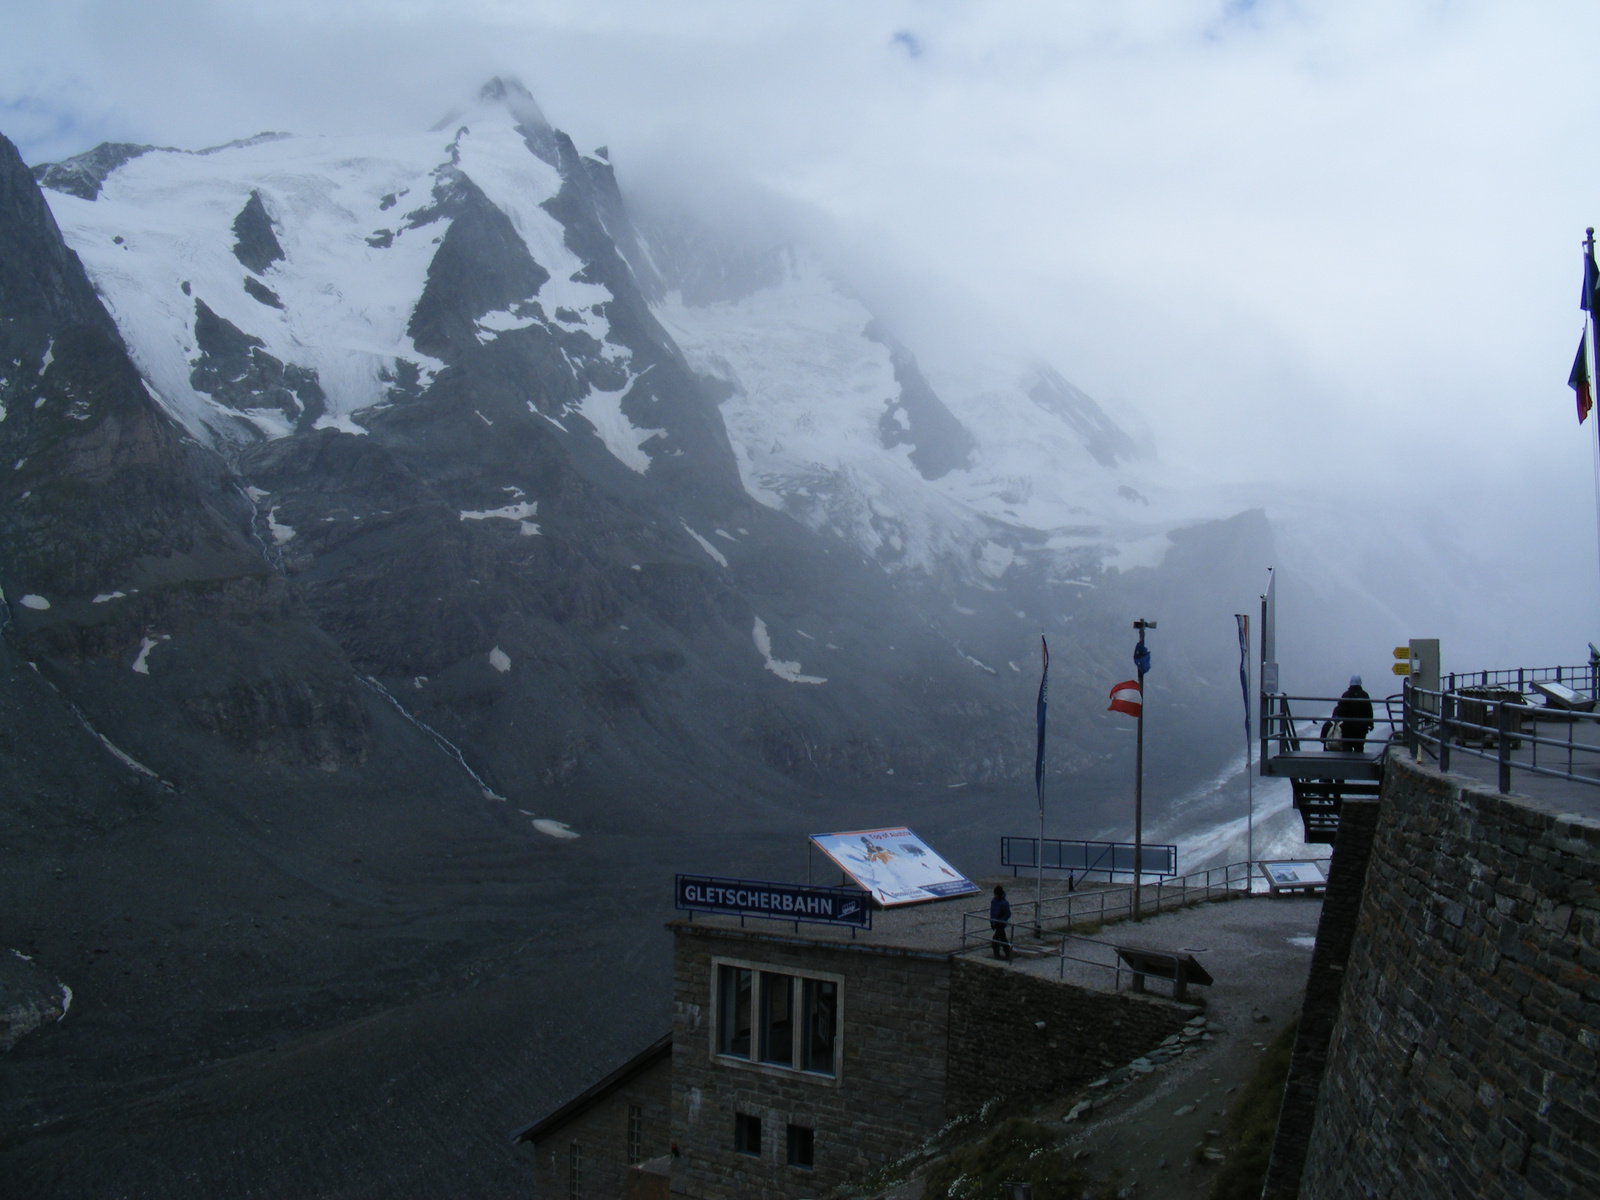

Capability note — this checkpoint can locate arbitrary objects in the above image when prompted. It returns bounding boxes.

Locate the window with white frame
[715,961,840,1077]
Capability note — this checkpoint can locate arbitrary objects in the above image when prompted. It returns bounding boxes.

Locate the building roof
[510,1033,672,1145]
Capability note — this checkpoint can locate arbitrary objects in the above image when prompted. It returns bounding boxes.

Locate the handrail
[958,858,1309,955]
[1403,671,1600,794]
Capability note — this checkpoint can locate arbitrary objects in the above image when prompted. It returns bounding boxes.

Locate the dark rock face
[189,299,326,432]
[1027,364,1139,468]
[230,189,284,274]
[867,320,975,480]
[30,141,153,200]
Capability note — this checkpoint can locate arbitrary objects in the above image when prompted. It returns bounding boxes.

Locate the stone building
[515,902,1192,1200]
[514,1034,673,1200]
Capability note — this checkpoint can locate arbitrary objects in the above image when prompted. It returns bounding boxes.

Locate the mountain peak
[433,76,549,133]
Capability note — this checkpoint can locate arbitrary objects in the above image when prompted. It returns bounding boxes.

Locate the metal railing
[959,860,1261,955]
[1260,692,1405,758]
[999,836,1178,880]
[1403,665,1600,794]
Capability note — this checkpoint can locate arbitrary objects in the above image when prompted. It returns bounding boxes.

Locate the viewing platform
[678,861,1319,1002]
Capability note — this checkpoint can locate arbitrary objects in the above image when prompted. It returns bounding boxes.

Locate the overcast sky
[6,0,1600,660]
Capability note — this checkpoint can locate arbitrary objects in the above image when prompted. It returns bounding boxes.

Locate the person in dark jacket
[989,885,1013,961]
[1332,675,1374,752]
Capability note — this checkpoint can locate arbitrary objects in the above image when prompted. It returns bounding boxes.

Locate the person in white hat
[1333,675,1374,752]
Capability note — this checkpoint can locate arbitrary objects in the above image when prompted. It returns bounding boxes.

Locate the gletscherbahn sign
[675,874,872,930]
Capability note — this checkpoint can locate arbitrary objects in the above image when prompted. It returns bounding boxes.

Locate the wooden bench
[1114,946,1213,1001]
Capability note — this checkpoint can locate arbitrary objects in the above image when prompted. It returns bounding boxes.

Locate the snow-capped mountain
[6,73,1284,803]
[0,79,1287,1193]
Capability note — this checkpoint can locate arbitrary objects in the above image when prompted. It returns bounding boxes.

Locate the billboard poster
[809,827,978,907]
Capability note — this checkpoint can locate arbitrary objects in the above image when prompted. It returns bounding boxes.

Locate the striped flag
[1108,679,1142,718]
[1034,637,1049,804]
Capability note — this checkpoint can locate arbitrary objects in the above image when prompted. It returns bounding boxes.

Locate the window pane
[734,1112,762,1157]
[802,979,837,1075]
[787,1124,815,1169]
[759,973,794,1066]
[718,966,752,1058]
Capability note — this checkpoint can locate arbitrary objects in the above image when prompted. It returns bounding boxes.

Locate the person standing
[989,885,1013,961]
[1333,675,1374,752]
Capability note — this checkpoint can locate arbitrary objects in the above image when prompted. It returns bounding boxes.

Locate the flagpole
[1034,637,1049,937]
[1589,228,1600,599]
[1132,619,1155,921]
[1246,639,1255,892]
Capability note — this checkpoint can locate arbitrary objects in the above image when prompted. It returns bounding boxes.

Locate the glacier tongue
[654,250,1173,582]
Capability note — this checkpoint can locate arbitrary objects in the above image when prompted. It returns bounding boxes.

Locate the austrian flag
[1108,679,1142,718]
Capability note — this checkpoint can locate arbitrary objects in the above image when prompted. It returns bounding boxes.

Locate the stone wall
[669,923,952,1200]
[528,1053,673,1200]
[945,957,1190,1115]
[1300,751,1600,1200]
[1261,797,1381,1200]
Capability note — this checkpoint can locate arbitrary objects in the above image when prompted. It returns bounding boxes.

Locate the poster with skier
[808,827,978,906]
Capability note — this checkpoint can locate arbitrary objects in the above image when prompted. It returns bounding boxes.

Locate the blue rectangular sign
[675,874,872,929]
[1001,837,1178,878]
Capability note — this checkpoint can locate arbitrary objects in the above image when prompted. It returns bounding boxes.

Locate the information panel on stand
[809,827,979,907]
[674,874,872,929]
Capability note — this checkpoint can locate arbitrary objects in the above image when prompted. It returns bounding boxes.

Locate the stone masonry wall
[1261,797,1381,1200]
[529,1054,673,1200]
[670,923,951,1200]
[945,958,1190,1116]
[1300,751,1600,1200]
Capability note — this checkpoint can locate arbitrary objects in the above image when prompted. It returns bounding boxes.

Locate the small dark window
[718,966,753,1058]
[627,1103,642,1165]
[568,1142,582,1200]
[734,1112,762,1157]
[759,972,794,1065]
[787,1124,815,1169]
[801,979,837,1075]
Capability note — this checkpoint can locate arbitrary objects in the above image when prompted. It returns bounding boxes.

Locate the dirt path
[1022,895,1322,1198]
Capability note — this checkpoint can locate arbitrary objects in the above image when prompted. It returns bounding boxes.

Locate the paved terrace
[680,874,1320,1002]
[1417,715,1600,818]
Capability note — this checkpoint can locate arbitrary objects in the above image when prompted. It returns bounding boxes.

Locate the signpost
[674,874,871,931]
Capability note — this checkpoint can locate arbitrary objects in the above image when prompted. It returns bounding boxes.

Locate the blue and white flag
[1034,637,1048,804]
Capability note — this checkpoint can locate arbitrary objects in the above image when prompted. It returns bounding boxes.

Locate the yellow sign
[1392,663,1411,675]
[1393,647,1410,660]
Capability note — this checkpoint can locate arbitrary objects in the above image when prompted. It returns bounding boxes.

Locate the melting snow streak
[682,522,728,567]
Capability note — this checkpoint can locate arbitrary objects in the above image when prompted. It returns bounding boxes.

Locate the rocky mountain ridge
[0,81,1275,1196]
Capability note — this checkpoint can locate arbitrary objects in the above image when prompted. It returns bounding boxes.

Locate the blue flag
[1134,641,1151,676]
[1235,613,1251,735]
[1034,637,1048,804]
[1583,243,1599,312]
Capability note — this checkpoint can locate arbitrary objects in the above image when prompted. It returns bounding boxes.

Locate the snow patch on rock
[488,646,511,673]
[681,522,727,568]
[461,500,539,535]
[752,616,826,684]
[579,383,663,473]
[18,594,49,610]
[267,507,295,544]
